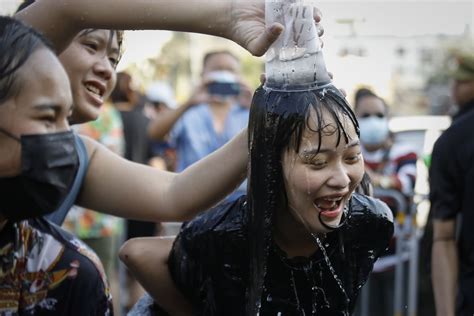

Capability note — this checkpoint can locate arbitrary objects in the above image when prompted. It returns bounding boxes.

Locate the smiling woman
[0,16,113,315]
[154,84,394,316]
[58,29,121,124]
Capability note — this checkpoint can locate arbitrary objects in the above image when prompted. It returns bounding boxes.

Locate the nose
[58,119,70,132]
[93,55,113,81]
[326,162,351,190]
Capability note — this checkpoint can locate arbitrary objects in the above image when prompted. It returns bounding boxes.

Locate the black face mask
[0,129,79,222]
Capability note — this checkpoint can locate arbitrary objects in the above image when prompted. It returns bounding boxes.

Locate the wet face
[0,48,73,177]
[281,108,364,235]
[59,29,119,124]
[452,79,474,108]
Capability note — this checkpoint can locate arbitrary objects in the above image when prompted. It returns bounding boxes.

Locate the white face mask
[358,116,390,145]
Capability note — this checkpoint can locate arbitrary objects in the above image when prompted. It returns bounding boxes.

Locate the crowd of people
[0,0,473,315]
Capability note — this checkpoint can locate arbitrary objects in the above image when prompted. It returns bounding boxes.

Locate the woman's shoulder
[344,193,395,251]
[347,193,395,243]
[351,192,394,223]
[179,196,249,241]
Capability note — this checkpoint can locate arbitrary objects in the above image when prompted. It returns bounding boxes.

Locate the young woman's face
[59,29,119,124]
[0,48,72,177]
[281,108,364,234]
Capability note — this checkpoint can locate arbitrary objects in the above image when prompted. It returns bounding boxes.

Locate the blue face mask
[358,116,389,146]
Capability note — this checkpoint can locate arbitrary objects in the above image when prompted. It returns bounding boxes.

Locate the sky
[319,1,472,37]
[125,1,474,70]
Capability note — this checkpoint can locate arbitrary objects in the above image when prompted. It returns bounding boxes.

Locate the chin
[72,105,100,124]
[316,215,344,233]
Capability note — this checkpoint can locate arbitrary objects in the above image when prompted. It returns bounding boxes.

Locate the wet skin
[277,107,364,258]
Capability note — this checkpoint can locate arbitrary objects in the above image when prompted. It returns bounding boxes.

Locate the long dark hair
[246,84,360,314]
[0,16,52,103]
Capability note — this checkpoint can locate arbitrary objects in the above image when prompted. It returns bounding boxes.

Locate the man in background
[430,51,474,316]
[148,50,251,201]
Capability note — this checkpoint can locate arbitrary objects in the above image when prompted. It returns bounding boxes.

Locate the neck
[274,206,318,258]
[209,100,231,112]
[209,101,232,133]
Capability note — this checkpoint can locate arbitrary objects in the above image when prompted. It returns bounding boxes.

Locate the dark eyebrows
[81,32,119,56]
[301,139,360,156]
[346,139,361,148]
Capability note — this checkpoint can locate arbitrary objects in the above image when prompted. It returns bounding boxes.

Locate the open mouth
[313,196,344,219]
[85,83,103,97]
[83,81,106,107]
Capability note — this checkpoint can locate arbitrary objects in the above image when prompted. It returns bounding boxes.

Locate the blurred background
[2,0,472,115]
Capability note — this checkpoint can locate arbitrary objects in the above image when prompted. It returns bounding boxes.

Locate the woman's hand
[227,0,323,56]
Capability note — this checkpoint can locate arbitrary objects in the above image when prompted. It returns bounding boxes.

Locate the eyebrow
[34,103,73,114]
[301,139,361,155]
[85,32,120,55]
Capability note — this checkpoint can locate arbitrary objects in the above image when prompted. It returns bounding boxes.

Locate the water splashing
[312,234,350,308]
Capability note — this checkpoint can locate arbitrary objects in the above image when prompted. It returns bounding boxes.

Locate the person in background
[354,88,417,202]
[430,51,474,316]
[111,72,154,166]
[63,101,125,315]
[148,50,252,201]
[109,72,162,310]
[353,87,418,316]
[145,81,178,171]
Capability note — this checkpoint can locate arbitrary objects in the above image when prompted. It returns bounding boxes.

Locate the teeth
[85,84,101,96]
[314,197,342,209]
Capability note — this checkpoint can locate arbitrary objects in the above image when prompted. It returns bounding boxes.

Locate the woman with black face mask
[0,16,114,315]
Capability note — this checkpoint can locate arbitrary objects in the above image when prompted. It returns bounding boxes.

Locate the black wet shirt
[429,100,474,313]
[169,193,393,315]
[0,218,113,315]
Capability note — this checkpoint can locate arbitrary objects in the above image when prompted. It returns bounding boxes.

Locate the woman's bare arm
[15,0,293,56]
[120,237,191,315]
[77,129,247,222]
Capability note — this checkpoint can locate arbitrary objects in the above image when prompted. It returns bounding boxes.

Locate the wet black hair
[246,84,360,314]
[16,0,124,63]
[0,16,53,103]
[15,0,35,12]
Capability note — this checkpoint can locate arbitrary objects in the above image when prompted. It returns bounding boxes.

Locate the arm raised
[15,0,304,56]
[77,129,247,222]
